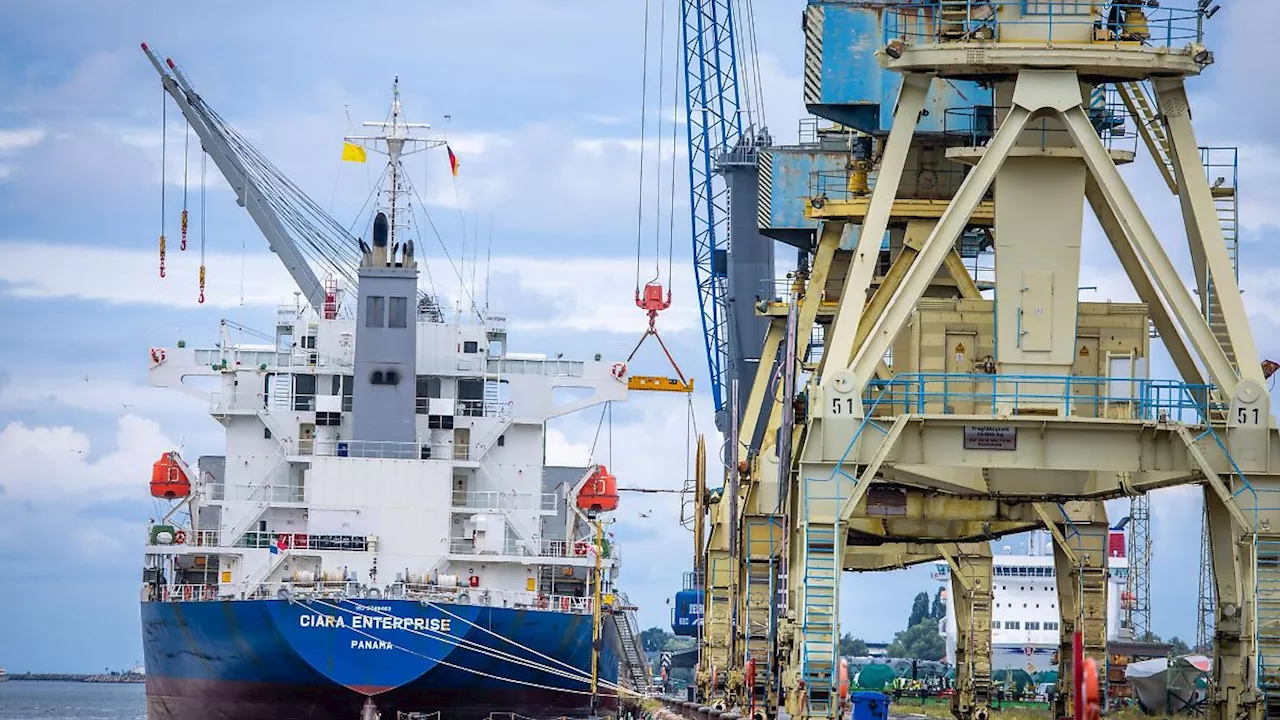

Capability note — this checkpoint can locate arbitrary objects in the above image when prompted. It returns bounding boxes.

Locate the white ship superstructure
[143,301,628,606]
[935,530,1130,674]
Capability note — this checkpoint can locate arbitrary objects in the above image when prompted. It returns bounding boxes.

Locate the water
[0,681,145,720]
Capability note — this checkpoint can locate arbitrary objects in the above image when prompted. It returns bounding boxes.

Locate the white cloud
[0,128,44,151]
[0,242,293,308]
[0,415,176,506]
[0,374,205,418]
[0,242,701,337]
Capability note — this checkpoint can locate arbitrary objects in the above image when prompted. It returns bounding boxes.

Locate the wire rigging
[652,0,669,287]
[199,151,207,304]
[666,20,681,295]
[159,87,167,279]
[181,124,190,252]
[634,0,653,292]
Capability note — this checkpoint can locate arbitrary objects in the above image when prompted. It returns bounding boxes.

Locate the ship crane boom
[141,43,328,310]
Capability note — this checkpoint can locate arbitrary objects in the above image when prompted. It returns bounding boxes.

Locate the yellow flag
[341,142,367,163]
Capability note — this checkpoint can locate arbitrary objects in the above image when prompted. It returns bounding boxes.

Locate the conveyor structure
[689,4,1274,720]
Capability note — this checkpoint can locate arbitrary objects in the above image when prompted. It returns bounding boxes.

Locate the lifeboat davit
[150,452,191,499]
[576,464,619,513]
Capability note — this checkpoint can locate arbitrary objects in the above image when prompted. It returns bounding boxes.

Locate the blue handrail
[861,373,1222,423]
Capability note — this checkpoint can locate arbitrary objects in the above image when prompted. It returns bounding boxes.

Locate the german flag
[446,145,459,177]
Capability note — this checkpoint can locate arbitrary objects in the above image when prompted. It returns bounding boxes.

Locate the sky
[0,0,1276,673]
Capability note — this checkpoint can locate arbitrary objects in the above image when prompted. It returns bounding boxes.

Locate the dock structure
[688,4,1267,720]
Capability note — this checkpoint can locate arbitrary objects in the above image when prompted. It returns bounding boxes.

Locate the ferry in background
[138,46,650,720]
[0,668,8,683]
[935,528,1130,674]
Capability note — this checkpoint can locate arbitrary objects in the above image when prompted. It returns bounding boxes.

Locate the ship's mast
[345,76,446,246]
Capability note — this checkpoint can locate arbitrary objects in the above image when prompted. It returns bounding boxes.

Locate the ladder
[484,378,503,417]
[800,522,839,717]
[937,0,970,39]
[1258,537,1280,717]
[270,373,292,411]
[614,592,652,691]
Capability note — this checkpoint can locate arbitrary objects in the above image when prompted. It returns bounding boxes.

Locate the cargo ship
[139,46,650,720]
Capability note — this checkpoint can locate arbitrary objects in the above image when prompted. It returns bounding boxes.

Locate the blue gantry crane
[681,0,758,427]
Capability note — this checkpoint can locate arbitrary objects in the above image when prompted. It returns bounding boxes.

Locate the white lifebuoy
[150,348,166,364]
[610,362,627,380]
[1024,646,1034,657]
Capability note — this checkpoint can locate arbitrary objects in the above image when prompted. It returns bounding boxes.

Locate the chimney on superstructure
[351,210,419,450]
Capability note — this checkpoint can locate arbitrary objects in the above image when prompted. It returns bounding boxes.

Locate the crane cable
[158,87,167,278]
[633,0,652,294]
[625,0,687,386]
[199,150,207,304]
[181,123,190,251]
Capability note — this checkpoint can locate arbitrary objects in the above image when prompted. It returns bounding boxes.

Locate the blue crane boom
[680,0,745,417]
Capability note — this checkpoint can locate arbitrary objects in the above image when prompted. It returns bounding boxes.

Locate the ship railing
[882,1,1204,50]
[151,583,219,602]
[447,536,616,560]
[182,530,371,552]
[450,491,559,512]
[486,357,585,378]
[238,581,596,614]
[305,439,475,461]
[204,483,305,503]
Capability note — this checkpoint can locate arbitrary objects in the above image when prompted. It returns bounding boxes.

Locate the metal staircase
[484,378,504,416]
[223,451,289,548]
[799,519,839,717]
[1117,82,1178,192]
[1258,538,1280,716]
[613,591,652,691]
[1202,146,1241,366]
[743,518,781,701]
[1118,83,1242,368]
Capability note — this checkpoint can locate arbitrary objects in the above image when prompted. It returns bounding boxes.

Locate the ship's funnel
[372,212,389,266]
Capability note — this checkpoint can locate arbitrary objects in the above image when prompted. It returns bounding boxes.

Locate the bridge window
[366,296,385,328]
[389,296,408,328]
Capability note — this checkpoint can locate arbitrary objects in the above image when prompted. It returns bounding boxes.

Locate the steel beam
[1046,501,1109,720]
[1084,174,1207,389]
[1205,487,1257,720]
[821,73,932,377]
[940,542,993,720]
[847,104,1032,387]
[1060,101,1240,394]
[1155,76,1263,385]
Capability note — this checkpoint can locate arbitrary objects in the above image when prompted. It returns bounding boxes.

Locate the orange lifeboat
[150,452,191,499]
[576,465,619,513]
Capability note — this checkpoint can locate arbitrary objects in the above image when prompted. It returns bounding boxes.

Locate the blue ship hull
[142,598,623,720]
